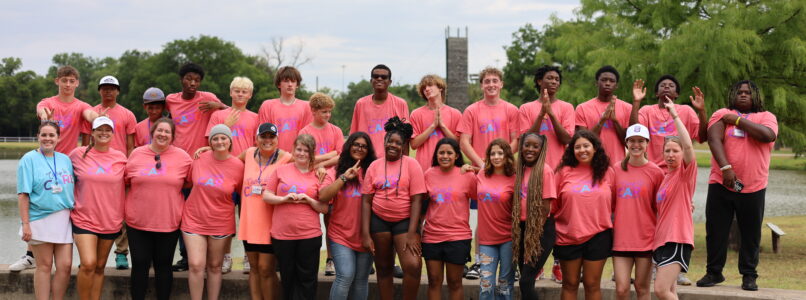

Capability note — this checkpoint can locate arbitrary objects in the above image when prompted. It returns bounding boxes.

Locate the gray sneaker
[9,255,35,272]
[677,273,692,286]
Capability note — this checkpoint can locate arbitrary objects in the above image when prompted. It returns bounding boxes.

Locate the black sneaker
[465,263,480,279]
[172,258,189,272]
[695,273,725,287]
[393,265,404,278]
[741,275,758,291]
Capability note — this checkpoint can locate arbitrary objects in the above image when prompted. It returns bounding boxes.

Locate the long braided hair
[512,132,549,265]
[727,80,764,113]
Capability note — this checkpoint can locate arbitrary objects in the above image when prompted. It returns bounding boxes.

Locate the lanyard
[39,149,60,184]
[147,119,152,144]
[255,150,279,182]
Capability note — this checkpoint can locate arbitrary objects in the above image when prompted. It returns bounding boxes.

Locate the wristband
[735,116,741,126]
[339,175,348,182]
[720,164,733,171]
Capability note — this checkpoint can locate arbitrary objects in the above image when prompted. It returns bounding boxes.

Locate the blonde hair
[309,92,335,111]
[230,76,254,91]
[417,74,447,101]
[479,67,503,84]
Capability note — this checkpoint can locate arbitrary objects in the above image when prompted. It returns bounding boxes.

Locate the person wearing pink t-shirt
[125,118,192,300]
[629,75,708,167]
[612,124,664,300]
[69,117,127,300]
[421,138,475,300]
[301,92,344,170]
[318,132,378,300]
[651,97,697,300]
[475,139,516,300]
[165,63,226,155]
[80,76,137,156]
[575,65,632,163]
[554,130,615,300]
[258,66,313,152]
[350,64,410,156]
[360,117,425,300]
[264,134,328,300]
[205,77,259,157]
[410,74,462,172]
[520,65,574,169]
[698,80,778,292]
[181,124,244,300]
[134,87,167,147]
[36,65,98,154]
[458,67,520,167]
[512,133,558,299]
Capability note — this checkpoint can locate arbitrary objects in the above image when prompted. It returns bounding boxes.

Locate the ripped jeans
[478,241,515,300]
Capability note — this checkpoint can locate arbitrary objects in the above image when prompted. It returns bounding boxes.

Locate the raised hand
[632,79,646,103]
[344,160,361,180]
[690,86,705,112]
[664,96,678,117]
[540,88,552,116]
[224,109,241,128]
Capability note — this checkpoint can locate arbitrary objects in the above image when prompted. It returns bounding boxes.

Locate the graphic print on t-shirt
[278,117,300,133]
[368,118,387,134]
[343,185,362,198]
[572,180,599,194]
[617,181,645,199]
[478,187,502,203]
[656,186,668,204]
[139,162,167,177]
[375,175,400,190]
[175,109,198,125]
[197,173,225,187]
[53,112,74,129]
[539,119,554,133]
[650,120,675,136]
[94,162,113,175]
[280,181,307,194]
[430,187,454,204]
[479,117,503,134]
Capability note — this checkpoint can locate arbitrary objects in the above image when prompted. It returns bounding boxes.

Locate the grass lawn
[0,142,38,150]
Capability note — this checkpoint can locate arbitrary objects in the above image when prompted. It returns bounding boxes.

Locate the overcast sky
[2,0,578,92]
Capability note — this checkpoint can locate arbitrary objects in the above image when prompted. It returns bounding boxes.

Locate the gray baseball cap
[143,87,166,104]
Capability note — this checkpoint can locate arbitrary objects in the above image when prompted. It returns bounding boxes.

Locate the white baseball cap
[625,124,650,141]
[92,116,115,131]
[98,75,120,90]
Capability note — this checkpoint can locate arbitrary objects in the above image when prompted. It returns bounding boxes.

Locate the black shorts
[72,224,122,240]
[243,241,274,254]
[554,229,612,261]
[653,242,692,273]
[612,250,652,258]
[370,212,410,235]
[422,239,471,265]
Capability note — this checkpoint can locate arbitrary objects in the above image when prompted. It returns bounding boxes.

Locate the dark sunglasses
[155,154,162,169]
[371,74,389,80]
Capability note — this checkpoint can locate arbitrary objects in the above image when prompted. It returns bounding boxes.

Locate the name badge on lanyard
[52,184,63,194]
[733,128,746,137]
[41,150,62,194]
[251,185,263,195]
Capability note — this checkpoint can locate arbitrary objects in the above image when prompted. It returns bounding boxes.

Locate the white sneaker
[677,273,692,286]
[222,254,232,274]
[243,256,250,274]
[9,255,35,272]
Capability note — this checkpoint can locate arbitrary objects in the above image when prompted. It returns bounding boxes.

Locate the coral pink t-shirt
[457,100,520,165]
[612,162,664,251]
[519,99,575,169]
[476,173,515,245]
[125,145,192,232]
[239,148,291,244]
[361,156,426,222]
[81,104,137,155]
[258,99,313,152]
[422,167,476,243]
[134,119,154,147]
[299,122,345,156]
[654,160,697,249]
[707,109,778,193]
[638,104,700,167]
[409,105,462,171]
[322,168,366,252]
[181,152,245,236]
[349,94,410,155]
[266,163,322,240]
[554,165,615,246]
[69,147,127,234]
[575,98,632,162]
[206,107,258,156]
[517,164,557,221]
[165,91,223,154]
[37,96,91,154]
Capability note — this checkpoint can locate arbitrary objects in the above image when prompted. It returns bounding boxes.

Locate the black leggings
[519,217,556,300]
[272,236,322,300]
[127,226,180,300]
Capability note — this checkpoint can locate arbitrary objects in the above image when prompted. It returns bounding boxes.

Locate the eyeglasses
[371,74,389,80]
[352,143,369,150]
[155,154,162,169]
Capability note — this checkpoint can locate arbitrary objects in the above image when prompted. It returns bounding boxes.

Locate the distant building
[446,26,469,111]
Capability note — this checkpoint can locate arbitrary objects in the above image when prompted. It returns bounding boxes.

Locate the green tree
[0,57,51,136]
[504,0,806,154]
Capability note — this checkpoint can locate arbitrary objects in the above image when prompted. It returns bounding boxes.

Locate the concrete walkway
[2,265,803,299]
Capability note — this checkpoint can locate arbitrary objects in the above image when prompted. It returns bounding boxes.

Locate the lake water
[1,158,805,267]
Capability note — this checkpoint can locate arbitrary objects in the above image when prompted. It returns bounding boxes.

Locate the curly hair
[431,137,464,168]
[533,65,562,89]
[383,116,413,146]
[336,132,377,183]
[483,139,515,177]
[417,74,446,101]
[179,62,205,80]
[512,132,549,265]
[728,80,765,113]
[556,130,610,186]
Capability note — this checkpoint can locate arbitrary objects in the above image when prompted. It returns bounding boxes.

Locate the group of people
[14,61,777,300]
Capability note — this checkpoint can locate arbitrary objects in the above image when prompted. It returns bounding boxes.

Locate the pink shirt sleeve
[407,158,427,195]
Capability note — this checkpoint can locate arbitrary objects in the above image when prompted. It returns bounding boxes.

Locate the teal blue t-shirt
[17,150,75,221]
